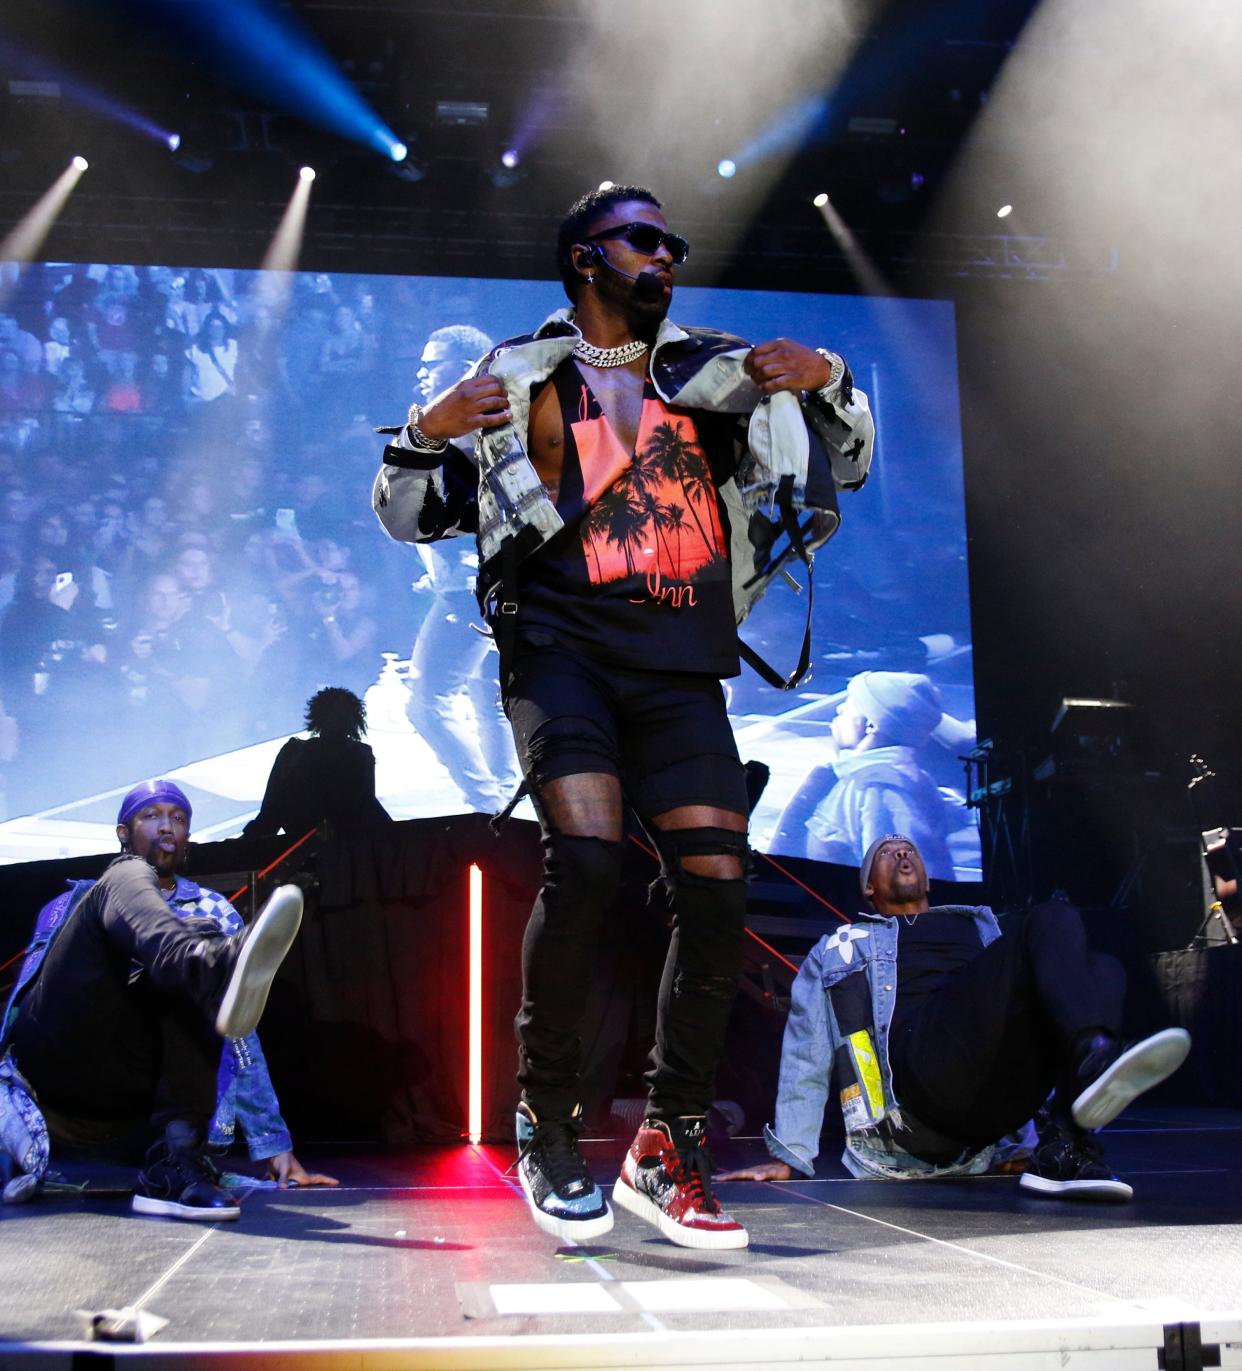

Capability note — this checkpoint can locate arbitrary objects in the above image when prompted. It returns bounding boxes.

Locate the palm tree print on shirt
[571,388,725,589]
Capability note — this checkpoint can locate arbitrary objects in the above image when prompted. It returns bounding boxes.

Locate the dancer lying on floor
[720,834,1190,1199]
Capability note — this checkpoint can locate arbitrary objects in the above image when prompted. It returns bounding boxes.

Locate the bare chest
[527,362,648,500]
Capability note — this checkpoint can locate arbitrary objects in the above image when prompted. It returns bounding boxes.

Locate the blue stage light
[717,158,737,179]
[730,92,833,174]
[129,0,404,161]
[390,142,408,163]
[501,148,520,170]
[0,34,182,152]
[167,133,182,152]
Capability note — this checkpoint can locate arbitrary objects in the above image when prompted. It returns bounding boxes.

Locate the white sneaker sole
[516,1168,614,1242]
[215,885,303,1038]
[132,1194,241,1222]
[611,1175,749,1250]
[1019,1172,1133,1202]
[1071,1027,1191,1131]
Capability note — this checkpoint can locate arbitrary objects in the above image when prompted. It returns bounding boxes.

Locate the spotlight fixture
[167,133,182,152]
[716,158,737,179]
[71,155,88,172]
[487,148,524,189]
[812,191,830,208]
[299,165,316,181]
[997,203,1013,218]
[390,141,408,163]
[598,179,614,191]
[390,156,426,184]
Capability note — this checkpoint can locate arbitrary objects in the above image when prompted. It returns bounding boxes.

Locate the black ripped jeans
[505,644,750,1123]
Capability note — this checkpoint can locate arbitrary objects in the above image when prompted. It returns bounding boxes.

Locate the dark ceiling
[0,0,1049,287]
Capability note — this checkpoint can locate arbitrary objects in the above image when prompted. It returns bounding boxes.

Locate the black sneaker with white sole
[1019,1122,1132,1202]
[512,1102,613,1242]
[1070,1027,1191,1131]
[214,884,303,1038]
[132,1139,240,1221]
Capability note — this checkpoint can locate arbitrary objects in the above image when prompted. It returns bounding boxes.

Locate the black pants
[505,645,750,1122]
[890,901,1125,1149]
[11,856,230,1138]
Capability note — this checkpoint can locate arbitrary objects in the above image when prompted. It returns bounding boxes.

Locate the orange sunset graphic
[569,391,726,590]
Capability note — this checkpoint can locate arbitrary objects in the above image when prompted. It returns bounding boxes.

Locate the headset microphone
[631,270,667,304]
[584,245,667,303]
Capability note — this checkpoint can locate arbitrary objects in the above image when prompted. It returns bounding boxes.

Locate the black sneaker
[1070,1027,1190,1131]
[1019,1122,1132,1202]
[132,1139,241,1221]
[513,1102,613,1241]
[214,884,303,1038]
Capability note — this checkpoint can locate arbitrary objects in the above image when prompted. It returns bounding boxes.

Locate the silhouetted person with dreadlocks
[244,687,391,838]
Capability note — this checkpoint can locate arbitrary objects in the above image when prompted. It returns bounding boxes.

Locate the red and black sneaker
[612,1116,748,1250]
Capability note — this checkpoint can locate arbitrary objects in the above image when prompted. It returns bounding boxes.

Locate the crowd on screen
[0,262,429,815]
[0,261,979,877]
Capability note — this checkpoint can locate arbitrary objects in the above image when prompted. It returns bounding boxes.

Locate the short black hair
[304,686,367,740]
[426,324,494,361]
[556,184,662,304]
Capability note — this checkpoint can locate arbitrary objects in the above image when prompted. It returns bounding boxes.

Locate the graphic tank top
[516,361,739,676]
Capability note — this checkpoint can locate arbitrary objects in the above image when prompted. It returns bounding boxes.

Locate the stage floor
[2,1107,1240,1370]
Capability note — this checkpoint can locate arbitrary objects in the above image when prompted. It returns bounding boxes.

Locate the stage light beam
[0,158,89,277]
[260,166,316,278]
[0,35,181,151]
[129,0,405,162]
[814,193,891,298]
[390,142,408,163]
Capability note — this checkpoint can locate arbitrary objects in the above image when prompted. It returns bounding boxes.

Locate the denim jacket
[372,307,874,625]
[764,904,1001,1180]
[2,875,292,1162]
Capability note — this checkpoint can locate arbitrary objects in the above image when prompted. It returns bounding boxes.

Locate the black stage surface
[2,1106,1240,1370]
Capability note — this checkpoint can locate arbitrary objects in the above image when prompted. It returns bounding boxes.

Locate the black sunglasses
[583,222,690,265]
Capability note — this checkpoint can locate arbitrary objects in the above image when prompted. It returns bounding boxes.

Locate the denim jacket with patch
[2,874,291,1162]
[372,307,874,625]
[763,904,1001,1180]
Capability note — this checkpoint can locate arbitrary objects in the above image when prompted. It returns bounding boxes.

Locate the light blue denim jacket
[3,875,292,1162]
[764,904,1001,1180]
[373,307,875,625]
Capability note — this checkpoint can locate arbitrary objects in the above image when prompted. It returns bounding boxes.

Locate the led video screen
[0,261,977,876]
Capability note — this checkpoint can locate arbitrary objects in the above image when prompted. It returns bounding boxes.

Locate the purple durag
[116,780,192,830]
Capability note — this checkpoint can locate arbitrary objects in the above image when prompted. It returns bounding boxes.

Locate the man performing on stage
[373,185,874,1248]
